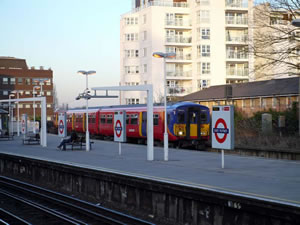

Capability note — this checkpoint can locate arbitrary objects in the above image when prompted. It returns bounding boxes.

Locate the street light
[33,86,41,133]
[77,70,96,151]
[152,52,176,161]
[11,90,23,136]
[9,94,15,135]
[291,19,300,136]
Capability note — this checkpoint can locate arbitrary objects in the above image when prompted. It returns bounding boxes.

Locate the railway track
[0,176,155,225]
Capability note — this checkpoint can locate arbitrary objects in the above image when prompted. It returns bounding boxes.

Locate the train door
[186,108,201,140]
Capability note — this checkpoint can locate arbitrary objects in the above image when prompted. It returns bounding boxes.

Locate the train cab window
[177,111,185,123]
[153,114,159,126]
[190,112,197,124]
[126,115,130,124]
[200,113,207,123]
[100,115,106,124]
[131,114,138,125]
[107,114,113,124]
[167,113,171,125]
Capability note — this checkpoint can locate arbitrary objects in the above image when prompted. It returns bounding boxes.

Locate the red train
[54,102,210,148]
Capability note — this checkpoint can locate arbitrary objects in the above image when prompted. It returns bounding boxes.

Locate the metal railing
[166,54,192,60]
[226,51,248,59]
[226,68,249,76]
[166,36,192,44]
[167,86,193,95]
[165,19,191,27]
[226,17,248,25]
[166,70,192,77]
[225,0,248,8]
[226,35,248,43]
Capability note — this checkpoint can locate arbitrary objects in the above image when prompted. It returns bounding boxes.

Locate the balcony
[226,51,248,61]
[166,70,192,79]
[167,86,193,96]
[226,35,248,44]
[166,53,192,62]
[165,19,192,28]
[166,36,192,45]
[225,17,248,26]
[226,68,249,77]
[225,0,248,9]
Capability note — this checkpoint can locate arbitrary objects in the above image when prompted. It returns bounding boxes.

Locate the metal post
[119,142,121,155]
[299,77,300,136]
[41,97,47,147]
[147,87,154,161]
[86,75,90,151]
[17,92,20,136]
[33,91,36,134]
[163,58,168,161]
[222,150,224,169]
[9,97,11,135]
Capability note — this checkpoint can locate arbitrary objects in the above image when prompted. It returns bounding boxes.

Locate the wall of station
[0,153,299,225]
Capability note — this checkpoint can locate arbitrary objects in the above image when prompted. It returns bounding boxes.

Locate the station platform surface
[0,134,300,207]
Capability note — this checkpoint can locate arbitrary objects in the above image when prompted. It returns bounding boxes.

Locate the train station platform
[0,134,299,207]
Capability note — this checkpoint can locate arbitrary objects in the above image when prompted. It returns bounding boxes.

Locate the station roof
[181,77,299,101]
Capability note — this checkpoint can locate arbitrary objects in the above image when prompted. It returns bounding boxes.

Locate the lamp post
[77,70,96,151]
[291,19,300,136]
[9,94,15,135]
[33,86,40,133]
[153,52,176,161]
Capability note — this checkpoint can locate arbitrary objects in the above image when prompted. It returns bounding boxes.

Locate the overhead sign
[58,112,67,138]
[114,111,126,142]
[212,106,234,150]
[21,114,27,135]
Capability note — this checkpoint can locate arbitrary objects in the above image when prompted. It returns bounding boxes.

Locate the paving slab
[0,134,299,207]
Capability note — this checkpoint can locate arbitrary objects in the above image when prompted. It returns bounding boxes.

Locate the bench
[64,137,94,150]
[23,134,40,145]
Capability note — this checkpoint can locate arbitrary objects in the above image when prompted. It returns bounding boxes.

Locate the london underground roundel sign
[115,120,122,138]
[212,106,234,150]
[58,113,67,137]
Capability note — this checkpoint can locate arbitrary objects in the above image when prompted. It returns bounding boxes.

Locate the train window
[177,111,185,123]
[142,112,147,123]
[131,114,138,125]
[126,115,130,124]
[200,113,207,122]
[190,112,197,124]
[153,114,159,126]
[100,115,106,124]
[107,114,113,124]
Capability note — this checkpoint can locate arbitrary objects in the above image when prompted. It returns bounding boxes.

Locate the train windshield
[177,111,185,123]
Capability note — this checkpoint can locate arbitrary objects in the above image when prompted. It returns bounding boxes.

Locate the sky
[0,0,132,108]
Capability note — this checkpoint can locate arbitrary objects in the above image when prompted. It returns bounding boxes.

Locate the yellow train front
[168,102,210,149]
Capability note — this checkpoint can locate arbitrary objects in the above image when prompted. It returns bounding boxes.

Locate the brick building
[0,57,54,121]
[180,77,299,117]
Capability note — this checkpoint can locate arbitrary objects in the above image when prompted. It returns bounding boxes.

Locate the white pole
[41,97,47,147]
[33,89,36,134]
[119,142,121,155]
[222,150,224,169]
[147,86,154,161]
[163,57,168,161]
[17,92,20,136]
[86,74,90,151]
[11,106,14,135]
[9,97,11,135]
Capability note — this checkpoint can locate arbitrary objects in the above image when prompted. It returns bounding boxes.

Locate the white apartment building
[120,0,253,104]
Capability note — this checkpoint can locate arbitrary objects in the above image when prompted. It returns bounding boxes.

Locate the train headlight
[178,131,183,135]
[201,132,206,135]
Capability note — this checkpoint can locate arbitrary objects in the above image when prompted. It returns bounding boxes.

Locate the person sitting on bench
[57,130,78,150]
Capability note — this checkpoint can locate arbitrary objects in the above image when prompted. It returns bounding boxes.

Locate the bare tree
[251,0,300,79]
[52,84,59,110]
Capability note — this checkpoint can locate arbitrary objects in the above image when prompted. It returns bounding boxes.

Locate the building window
[202,62,211,74]
[202,79,210,88]
[18,78,23,84]
[19,104,23,109]
[126,98,139,105]
[143,48,147,57]
[272,97,277,108]
[3,90,8,95]
[47,104,51,108]
[25,78,31,85]
[136,66,139,74]
[25,104,30,109]
[201,28,210,39]
[46,91,51,96]
[125,33,138,41]
[143,64,147,73]
[143,14,147,24]
[45,79,51,85]
[143,31,147,41]
[198,10,210,23]
[201,45,210,57]
[25,91,31,95]
[10,78,16,84]
[2,78,8,85]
